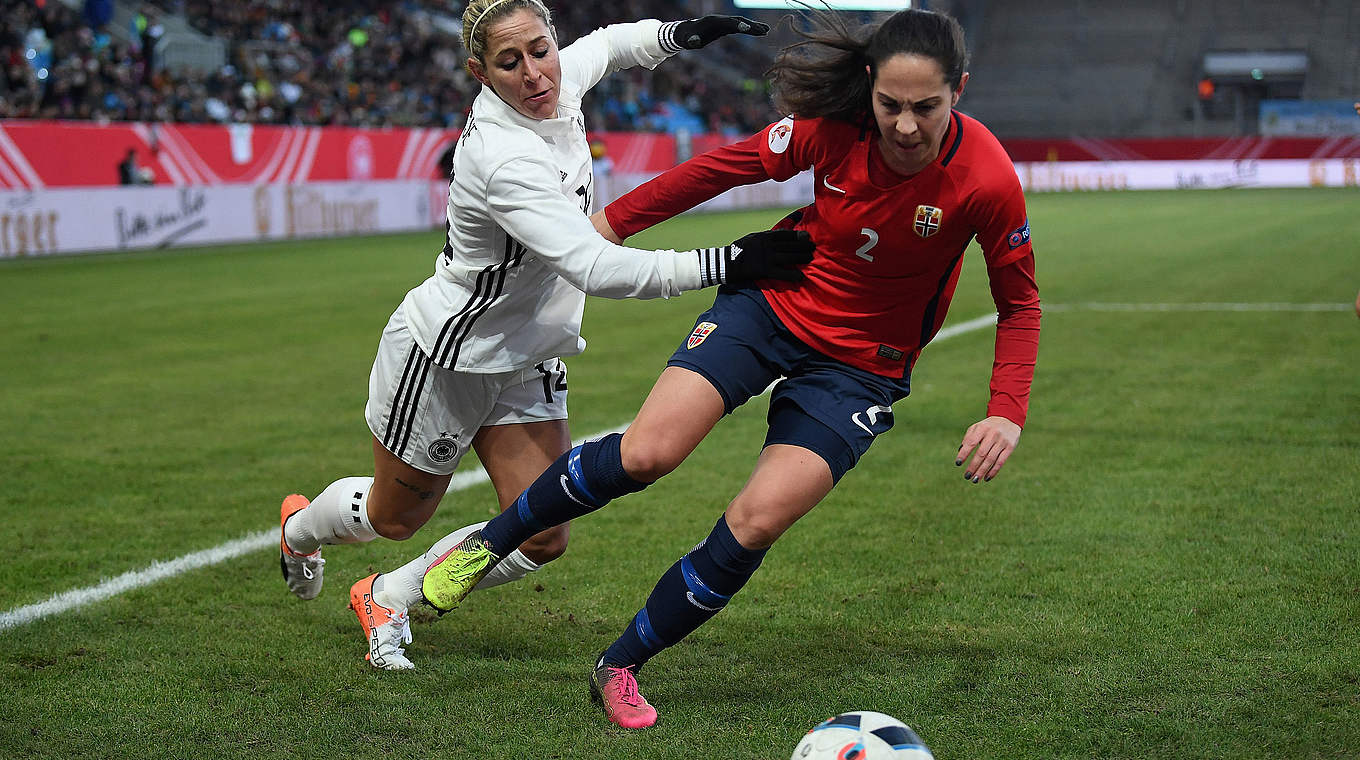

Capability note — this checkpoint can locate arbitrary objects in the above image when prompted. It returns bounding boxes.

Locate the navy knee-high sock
[602,514,767,670]
[479,433,648,557]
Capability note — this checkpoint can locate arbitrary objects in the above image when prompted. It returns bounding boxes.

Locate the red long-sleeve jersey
[605,112,1040,426]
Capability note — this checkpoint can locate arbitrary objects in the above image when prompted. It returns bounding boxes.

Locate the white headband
[468,0,519,47]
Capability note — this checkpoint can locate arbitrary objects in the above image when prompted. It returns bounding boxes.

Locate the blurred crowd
[0,0,778,135]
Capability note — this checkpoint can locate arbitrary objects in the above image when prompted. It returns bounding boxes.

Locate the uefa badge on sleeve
[687,321,718,349]
[767,116,794,154]
[1007,219,1032,250]
[913,205,942,238]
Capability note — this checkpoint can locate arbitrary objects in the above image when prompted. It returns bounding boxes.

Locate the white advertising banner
[599,159,1359,216]
[4,161,1355,258]
[1015,159,1360,192]
[0,180,439,258]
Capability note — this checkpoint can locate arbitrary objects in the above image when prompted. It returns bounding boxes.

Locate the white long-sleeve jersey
[402,20,710,373]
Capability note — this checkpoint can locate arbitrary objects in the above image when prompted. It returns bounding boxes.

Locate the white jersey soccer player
[406,20,709,374]
[373,20,718,474]
[276,1,809,671]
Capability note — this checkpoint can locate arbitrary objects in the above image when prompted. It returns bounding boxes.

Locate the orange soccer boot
[279,494,324,600]
[349,573,414,670]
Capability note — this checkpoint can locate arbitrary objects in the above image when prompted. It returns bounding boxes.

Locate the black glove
[665,15,769,51]
[696,229,814,287]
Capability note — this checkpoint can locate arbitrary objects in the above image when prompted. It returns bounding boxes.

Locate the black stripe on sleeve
[696,247,726,288]
[658,21,682,54]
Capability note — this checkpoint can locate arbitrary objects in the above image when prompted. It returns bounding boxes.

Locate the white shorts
[364,306,569,475]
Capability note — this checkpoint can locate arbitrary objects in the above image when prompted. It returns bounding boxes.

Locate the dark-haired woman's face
[869,53,966,176]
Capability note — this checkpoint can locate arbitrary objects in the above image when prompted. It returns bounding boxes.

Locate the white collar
[473,84,576,137]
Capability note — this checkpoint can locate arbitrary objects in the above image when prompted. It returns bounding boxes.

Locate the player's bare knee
[724,511,781,551]
[520,525,569,563]
[368,511,424,541]
[620,439,680,483]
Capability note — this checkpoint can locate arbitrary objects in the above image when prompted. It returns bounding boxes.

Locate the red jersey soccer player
[602,104,1038,428]
[420,7,1040,729]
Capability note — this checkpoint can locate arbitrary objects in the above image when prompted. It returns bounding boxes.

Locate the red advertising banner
[0,121,679,189]
[3,120,1357,190]
[0,121,460,188]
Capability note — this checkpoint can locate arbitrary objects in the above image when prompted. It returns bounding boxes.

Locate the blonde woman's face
[469,8,561,120]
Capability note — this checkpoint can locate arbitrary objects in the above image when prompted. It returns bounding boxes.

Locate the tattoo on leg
[395,477,435,500]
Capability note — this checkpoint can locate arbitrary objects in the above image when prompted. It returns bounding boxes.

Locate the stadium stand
[959,0,1359,137]
[2,0,1355,138]
[0,0,777,132]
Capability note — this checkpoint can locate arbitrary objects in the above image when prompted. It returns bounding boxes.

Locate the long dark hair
[768,6,968,124]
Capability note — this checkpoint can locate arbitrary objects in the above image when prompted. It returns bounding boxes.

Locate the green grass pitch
[1,188,1357,759]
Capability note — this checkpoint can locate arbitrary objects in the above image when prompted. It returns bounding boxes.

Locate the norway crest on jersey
[687,321,717,349]
[914,205,943,238]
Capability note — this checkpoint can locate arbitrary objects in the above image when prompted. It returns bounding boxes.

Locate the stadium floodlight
[733,0,908,10]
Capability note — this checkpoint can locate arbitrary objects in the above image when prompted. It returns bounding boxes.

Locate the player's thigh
[621,366,726,482]
[622,289,789,480]
[724,444,835,550]
[362,305,496,534]
[475,359,573,560]
[472,419,572,510]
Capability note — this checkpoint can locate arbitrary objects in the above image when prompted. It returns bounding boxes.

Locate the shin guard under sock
[375,521,543,610]
[284,476,379,555]
[603,514,767,669]
[479,433,648,556]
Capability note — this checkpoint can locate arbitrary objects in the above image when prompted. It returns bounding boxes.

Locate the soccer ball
[790,711,934,760]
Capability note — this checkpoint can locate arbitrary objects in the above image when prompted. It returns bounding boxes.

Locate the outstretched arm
[490,156,810,299]
[956,253,1040,483]
[562,17,767,95]
[604,116,842,240]
[603,130,775,239]
[665,16,768,50]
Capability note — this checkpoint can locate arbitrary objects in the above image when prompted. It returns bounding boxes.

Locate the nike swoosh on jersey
[822,176,846,194]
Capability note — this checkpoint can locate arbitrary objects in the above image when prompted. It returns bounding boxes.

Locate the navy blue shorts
[667,287,911,482]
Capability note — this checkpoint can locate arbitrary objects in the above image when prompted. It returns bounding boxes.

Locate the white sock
[376,521,486,610]
[284,476,379,555]
[475,549,542,590]
[373,521,543,610]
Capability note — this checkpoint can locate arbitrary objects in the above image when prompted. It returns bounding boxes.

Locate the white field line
[4,301,1335,630]
[1046,302,1348,312]
[934,312,998,340]
[0,421,628,632]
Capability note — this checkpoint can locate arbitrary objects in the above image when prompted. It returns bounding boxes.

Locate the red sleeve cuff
[986,254,1041,428]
